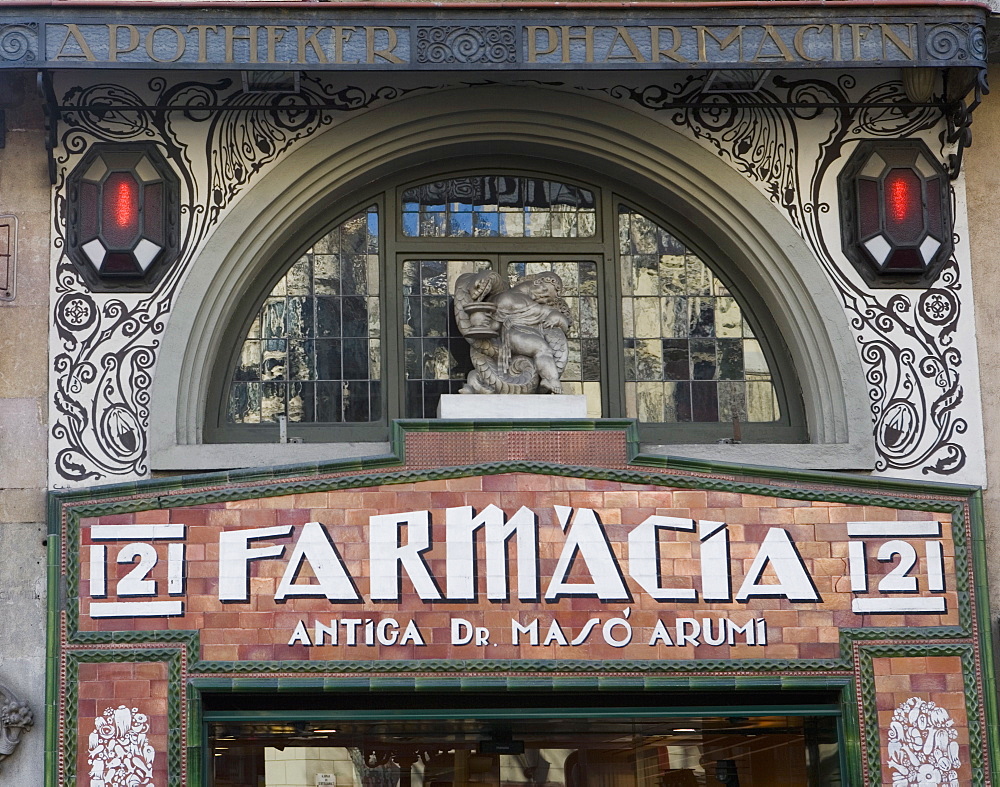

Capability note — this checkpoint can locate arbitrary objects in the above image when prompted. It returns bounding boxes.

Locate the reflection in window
[506,261,602,416]
[220,187,796,438]
[210,715,842,787]
[618,207,780,425]
[403,259,492,418]
[227,207,381,424]
[402,176,597,238]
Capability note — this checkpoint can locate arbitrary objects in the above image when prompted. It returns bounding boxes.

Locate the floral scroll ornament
[0,682,33,772]
[87,705,155,787]
[887,697,961,786]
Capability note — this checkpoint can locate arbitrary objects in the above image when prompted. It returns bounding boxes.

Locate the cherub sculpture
[453,269,572,394]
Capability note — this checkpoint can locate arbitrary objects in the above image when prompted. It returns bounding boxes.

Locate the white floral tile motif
[87,705,154,787]
[887,697,961,786]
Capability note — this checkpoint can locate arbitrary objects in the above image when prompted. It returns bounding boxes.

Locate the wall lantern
[66,144,179,292]
[838,140,952,288]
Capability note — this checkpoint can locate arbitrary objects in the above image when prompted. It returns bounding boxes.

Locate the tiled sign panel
[76,661,169,787]
[76,474,957,663]
[873,656,971,785]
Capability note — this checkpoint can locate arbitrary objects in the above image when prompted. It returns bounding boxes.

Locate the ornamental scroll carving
[454,269,572,394]
[0,682,33,772]
[50,75,424,484]
[416,26,517,64]
[0,24,37,63]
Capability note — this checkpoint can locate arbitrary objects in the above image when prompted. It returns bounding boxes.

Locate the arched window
[210,172,803,444]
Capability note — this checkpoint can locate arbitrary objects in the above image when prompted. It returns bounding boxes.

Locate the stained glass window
[401,176,596,239]
[227,206,381,425]
[619,206,780,425]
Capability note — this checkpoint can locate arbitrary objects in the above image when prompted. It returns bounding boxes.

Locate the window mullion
[384,189,404,425]
[602,192,626,419]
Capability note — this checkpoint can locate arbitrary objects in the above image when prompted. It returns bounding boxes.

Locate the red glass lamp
[839,140,952,288]
[67,144,179,291]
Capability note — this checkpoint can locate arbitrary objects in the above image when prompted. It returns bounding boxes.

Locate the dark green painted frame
[46,420,998,787]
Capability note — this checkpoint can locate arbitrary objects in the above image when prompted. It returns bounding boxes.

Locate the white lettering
[274,521,360,601]
[399,620,425,645]
[546,507,629,600]
[445,505,538,601]
[543,620,569,646]
[218,525,292,602]
[452,618,474,645]
[314,620,337,645]
[369,510,441,601]
[676,618,701,647]
[512,618,539,645]
[628,515,697,601]
[288,619,310,645]
[735,528,820,602]
[377,618,399,645]
[649,619,674,645]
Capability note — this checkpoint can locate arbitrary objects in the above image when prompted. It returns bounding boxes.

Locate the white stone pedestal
[438,394,588,419]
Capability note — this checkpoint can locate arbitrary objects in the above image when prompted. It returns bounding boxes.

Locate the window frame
[205,167,805,446]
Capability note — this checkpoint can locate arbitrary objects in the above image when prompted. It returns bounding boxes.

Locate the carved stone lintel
[0,682,33,771]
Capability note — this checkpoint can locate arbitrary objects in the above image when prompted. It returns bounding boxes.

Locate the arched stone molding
[148,85,875,471]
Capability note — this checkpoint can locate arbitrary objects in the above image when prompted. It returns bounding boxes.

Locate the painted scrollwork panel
[49,68,983,482]
[604,74,975,477]
[416,26,517,64]
[50,74,424,484]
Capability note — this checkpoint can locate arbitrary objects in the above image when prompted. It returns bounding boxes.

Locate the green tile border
[856,642,983,787]
[45,421,998,787]
[60,646,185,787]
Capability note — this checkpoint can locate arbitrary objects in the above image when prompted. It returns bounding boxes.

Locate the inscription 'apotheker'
[29,20,975,69]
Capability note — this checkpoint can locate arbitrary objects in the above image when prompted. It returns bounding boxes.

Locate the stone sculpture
[453,270,572,395]
[0,682,32,772]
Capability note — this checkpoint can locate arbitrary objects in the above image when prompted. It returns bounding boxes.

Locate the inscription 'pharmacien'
[43,21,923,67]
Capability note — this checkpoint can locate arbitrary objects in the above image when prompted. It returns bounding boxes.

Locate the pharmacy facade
[0,2,996,785]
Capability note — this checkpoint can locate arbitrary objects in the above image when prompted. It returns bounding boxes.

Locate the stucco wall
[965,63,1000,615]
[0,70,49,783]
